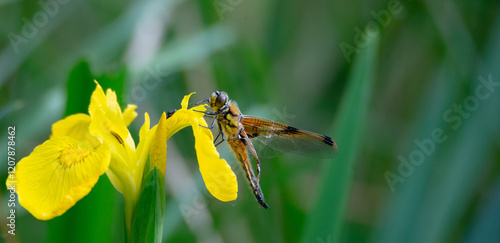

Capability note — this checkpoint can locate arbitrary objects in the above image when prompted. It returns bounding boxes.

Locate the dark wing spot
[247,132,259,138]
[323,135,334,146]
[284,126,300,134]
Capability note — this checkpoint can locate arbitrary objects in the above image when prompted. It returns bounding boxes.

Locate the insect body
[197,91,337,209]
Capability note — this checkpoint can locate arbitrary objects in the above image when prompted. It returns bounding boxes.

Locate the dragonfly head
[209,91,229,111]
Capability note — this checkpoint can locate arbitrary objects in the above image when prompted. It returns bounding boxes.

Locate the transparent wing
[241,115,338,159]
[248,137,284,159]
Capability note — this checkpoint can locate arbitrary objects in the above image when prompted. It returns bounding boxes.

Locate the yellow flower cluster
[6,82,237,230]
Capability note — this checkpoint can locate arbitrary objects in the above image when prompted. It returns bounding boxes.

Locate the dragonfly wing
[241,116,338,158]
[203,115,282,158]
[248,137,284,159]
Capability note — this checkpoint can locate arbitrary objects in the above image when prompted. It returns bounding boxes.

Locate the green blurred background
[1,0,500,242]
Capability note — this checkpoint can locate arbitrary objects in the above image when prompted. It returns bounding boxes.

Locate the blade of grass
[373,4,500,243]
[149,24,235,75]
[373,8,500,243]
[45,0,184,81]
[464,177,500,243]
[371,63,460,243]
[423,0,477,78]
[0,0,82,86]
[411,80,497,243]
[301,35,379,243]
[410,11,500,243]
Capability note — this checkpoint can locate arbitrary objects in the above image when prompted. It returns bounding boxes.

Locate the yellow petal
[139,112,151,142]
[123,104,138,127]
[50,113,100,148]
[135,112,154,176]
[105,152,136,196]
[181,92,195,110]
[191,115,237,201]
[7,136,110,220]
[150,112,167,174]
[105,87,123,114]
[87,82,140,216]
[159,92,237,201]
[163,94,206,140]
[166,92,237,201]
[88,82,135,151]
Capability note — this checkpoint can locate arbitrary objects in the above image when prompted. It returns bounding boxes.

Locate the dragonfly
[193,91,338,209]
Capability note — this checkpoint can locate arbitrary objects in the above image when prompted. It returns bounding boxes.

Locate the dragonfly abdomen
[227,138,270,209]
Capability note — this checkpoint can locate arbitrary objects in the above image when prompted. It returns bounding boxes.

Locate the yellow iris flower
[6,82,237,232]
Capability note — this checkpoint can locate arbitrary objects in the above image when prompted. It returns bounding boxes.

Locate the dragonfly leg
[241,133,262,183]
[199,116,217,129]
[255,156,261,183]
[189,98,209,107]
[214,132,221,144]
[193,110,218,117]
[214,122,225,147]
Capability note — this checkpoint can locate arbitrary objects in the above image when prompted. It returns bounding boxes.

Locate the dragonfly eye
[217,92,228,106]
[210,91,228,110]
[209,91,219,108]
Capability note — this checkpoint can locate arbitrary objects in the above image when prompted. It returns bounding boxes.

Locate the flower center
[60,147,91,168]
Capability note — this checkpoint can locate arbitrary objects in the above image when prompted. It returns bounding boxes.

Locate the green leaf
[95,67,128,108]
[64,60,95,116]
[131,167,166,243]
[301,35,379,243]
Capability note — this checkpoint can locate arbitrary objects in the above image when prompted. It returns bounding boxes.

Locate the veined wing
[241,115,338,158]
